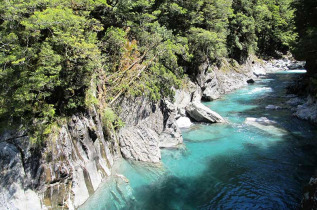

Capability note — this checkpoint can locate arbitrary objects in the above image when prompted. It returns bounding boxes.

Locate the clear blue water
[80,72,317,210]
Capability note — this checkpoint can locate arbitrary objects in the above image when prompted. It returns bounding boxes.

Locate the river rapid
[80,71,317,210]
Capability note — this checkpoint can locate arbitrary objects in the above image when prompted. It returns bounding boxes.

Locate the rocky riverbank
[0,56,301,209]
[0,107,117,209]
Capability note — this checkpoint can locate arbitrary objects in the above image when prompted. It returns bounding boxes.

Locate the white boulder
[176,117,192,128]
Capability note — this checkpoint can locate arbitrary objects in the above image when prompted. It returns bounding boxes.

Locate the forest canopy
[0,0,297,141]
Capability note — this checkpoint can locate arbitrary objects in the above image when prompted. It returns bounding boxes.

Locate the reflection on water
[80,72,317,210]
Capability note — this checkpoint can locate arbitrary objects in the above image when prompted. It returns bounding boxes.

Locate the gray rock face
[252,62,267,76]
[0,107,116,209]
[116,96,183,162]
[202,71,221,101]
[186,102,225,123]
[0,140,42,210]
[119,126,161,163]
[173,81,200,117]
[198,58,258,101]
[159,101,183,148]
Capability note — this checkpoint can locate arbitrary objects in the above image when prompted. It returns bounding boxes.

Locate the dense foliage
[293,0,317,76]
[290,0,317,97]
[0,0,296,141]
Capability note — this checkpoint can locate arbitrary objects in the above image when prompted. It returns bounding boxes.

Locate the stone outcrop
[285,94,317,124]
[266,58,306,72]
[0,107,117,209]
[173,81,201,117]
[0,138,42,210]
[196,57,259,101]
[294,96,317,124]
[116,97,183,163]
[186,102,225,123]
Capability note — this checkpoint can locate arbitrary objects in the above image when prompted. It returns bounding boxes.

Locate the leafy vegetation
[291,0,317,96]
[0,0,296,141]
[293,0,317,76]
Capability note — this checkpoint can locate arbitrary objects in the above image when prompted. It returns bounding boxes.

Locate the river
[80,71,317,210]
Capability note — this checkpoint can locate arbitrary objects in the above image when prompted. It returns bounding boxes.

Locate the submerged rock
[186,102,225,123]
[176,117,192,128]
[265,105,282,110]
[245,117,286,135]
[247,79,255,84]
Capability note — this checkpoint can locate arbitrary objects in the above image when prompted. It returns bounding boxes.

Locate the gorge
[81,67,317,210]
[0,0,317,209]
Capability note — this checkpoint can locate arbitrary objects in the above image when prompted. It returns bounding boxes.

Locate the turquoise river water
[80,71,317,210]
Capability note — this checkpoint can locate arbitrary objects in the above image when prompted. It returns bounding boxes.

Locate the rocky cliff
[0,56,271,209]
[0,107,116,209]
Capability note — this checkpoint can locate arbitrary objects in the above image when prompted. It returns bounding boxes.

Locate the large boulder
[185,102,225,123]
[176,117,192,128]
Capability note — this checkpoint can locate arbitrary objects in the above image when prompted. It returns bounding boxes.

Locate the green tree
[0,0,105,141]
[293,0,317,76]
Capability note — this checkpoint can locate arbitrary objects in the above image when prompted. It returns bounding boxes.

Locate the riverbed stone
[265,105,282,110]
